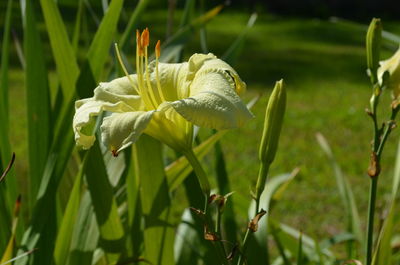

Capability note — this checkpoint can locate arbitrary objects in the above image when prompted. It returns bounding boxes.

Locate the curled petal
[163,71,253,129]
[101,111,154,154]
[73,76,144,150]
[97,75,139,97]
[94,75,144,108]
[187,53,247,95]
[73,99,135,149]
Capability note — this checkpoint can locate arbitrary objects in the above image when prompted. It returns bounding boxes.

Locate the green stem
[377,121,395,156]
[237,163,270,265]
[237,229,250,265]
[184,149,228,265]
[255,163,270,209]
[365,92,381,265]
[365,115,397,265]
[366,177,378,265]
[184,149,210,198]
[216,209,222,234]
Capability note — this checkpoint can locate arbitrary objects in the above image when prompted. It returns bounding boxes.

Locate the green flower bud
[366,18,382,84]
[259,79,286,165]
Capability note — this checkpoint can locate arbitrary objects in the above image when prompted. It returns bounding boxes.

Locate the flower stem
[237,162,270,265]
[184,149,228,265]
[365,96,398,265]
[255,162,270,214]
[183,149,210,198]
[366,177,378,265]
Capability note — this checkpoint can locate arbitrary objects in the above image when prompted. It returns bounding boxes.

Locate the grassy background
[6,8,400,256]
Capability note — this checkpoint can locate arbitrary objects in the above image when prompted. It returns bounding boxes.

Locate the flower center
[115,29,165,111]
[135,28,165,110]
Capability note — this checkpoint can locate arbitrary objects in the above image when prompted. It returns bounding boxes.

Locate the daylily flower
[73,29,253,156]
[378,47,400,99]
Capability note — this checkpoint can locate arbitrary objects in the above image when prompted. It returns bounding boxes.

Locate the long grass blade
[22,0,52,211]
[66,192,99,265]
[125,151,143,258]
[296,233,303,265]
[179,0,195,27]
[85,143,125,263]
[222,13,257,65]
[120,0,151,50]
[316,133,362,247]
[271,224,291,265]
[39,0,80,102]
[86,0,124,80]
[0,196,21,264]
[0,0,15,255]
[53,159,85,265]
[270,221,335,262]
[175,209,204,265]
[133,135,174,265]
[0,0,12,127]
[160,5,223,62]
[72,0,84,54]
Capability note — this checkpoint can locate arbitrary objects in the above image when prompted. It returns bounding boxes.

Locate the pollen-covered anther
[155,40,161,58]
[141,28,150,48]
[136,29,143,56]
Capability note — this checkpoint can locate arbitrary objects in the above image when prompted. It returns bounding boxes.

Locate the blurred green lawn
[7,9,400,253]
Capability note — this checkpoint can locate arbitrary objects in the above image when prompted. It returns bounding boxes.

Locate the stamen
[136,29,154,109]
[155,40,165,102]
[143,30,159,108]
[141,28,150,48]
[114,43,139,94]
[136,30,143,56]
[155,40,161,58]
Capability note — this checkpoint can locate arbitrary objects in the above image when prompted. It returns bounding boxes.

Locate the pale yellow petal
[378,47,400,98]
[73,75,144,150]
[162,71,253,129]
[101,111,154,154]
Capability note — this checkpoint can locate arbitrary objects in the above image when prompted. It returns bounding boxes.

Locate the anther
[141,28,149,48]
[136,30,143,56]
[155,40,161,58]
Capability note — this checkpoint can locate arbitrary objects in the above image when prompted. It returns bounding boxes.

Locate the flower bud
[259,79,286,165]
[366,18,382,84]
[378,47,400,99]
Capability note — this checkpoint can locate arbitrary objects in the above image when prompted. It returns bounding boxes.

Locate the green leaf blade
[23,0,52,211]
[134,135,174,265]
[85,143,125,262]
